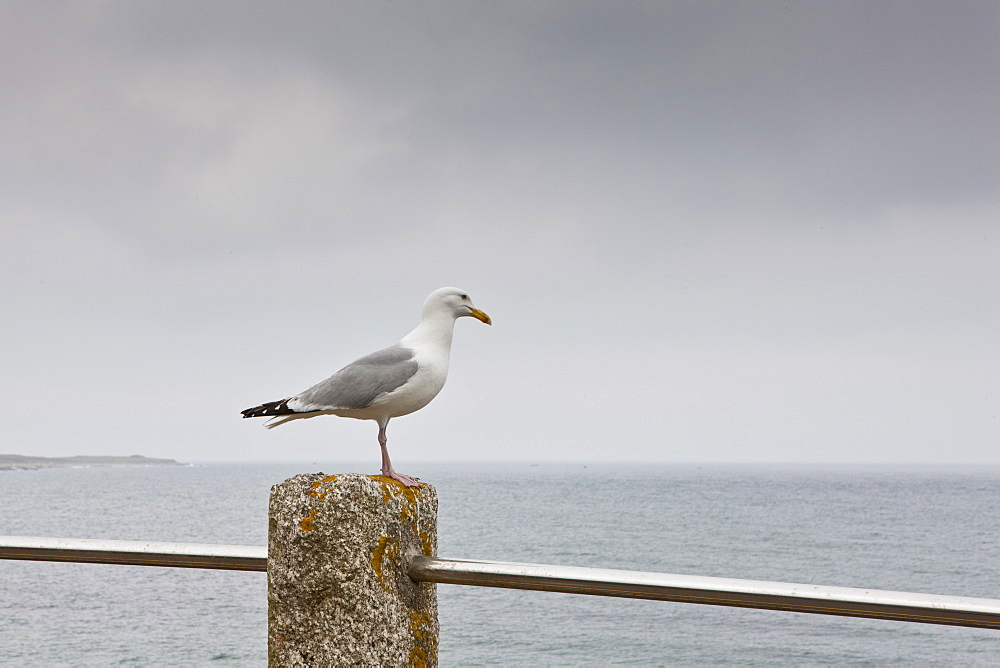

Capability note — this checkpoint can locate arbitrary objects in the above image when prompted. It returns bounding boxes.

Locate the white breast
[368,344,450,419]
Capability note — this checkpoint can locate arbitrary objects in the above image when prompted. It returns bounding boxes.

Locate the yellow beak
[469,308,492,325]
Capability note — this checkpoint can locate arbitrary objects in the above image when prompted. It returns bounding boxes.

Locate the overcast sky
[1,1,997,466]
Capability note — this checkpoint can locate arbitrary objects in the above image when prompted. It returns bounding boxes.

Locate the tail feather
[262,411,328,429]
[243,399,332,429]
[241,398,294,419]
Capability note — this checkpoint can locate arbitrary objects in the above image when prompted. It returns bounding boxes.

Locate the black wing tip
[241,399,294,418]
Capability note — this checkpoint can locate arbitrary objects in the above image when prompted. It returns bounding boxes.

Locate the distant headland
[0,454,183,471]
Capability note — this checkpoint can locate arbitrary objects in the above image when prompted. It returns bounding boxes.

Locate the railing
[0,536,266,571]
[3,535,999,630]
[3,473,998,665]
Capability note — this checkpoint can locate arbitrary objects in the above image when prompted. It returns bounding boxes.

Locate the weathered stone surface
[268,473,438,667]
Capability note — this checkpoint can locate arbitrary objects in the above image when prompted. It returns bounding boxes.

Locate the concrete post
[268,473,438,667]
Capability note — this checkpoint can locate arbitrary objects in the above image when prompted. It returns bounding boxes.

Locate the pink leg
[378,422,420,488]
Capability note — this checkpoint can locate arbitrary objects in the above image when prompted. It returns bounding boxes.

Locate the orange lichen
[370,535,400,587]
[410,610,431,635]
[372,475,421,504]
[417,529,434,557]
[408,646,428,668]
[299,508,318,532]
[306,475,337,501]
[369,475,426,530]
[407,610,437,668]
[305,475,340,501]
[408,610,437,668]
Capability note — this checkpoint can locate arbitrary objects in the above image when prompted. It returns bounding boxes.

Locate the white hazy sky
[1,1,997,465]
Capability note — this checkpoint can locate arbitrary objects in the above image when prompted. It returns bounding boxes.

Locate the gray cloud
[1,1,996,464]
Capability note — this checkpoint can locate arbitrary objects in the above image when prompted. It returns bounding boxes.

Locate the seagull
[241,287,491,487]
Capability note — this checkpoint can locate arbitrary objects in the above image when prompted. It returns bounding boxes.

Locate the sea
[0,462,997,666]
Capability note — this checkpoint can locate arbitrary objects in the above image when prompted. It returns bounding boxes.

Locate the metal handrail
[2,536,999,629]
[0,536,266,571]
[408,556,1000,630]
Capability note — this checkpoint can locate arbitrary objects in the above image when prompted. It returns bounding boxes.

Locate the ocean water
[0,462,997,666]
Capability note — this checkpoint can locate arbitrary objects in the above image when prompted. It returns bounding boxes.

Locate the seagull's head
[424,287,492,325]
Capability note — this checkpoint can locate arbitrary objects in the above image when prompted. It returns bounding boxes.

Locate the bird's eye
[460,294,468,300]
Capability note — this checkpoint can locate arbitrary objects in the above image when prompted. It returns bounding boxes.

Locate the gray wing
[292,345,418,411]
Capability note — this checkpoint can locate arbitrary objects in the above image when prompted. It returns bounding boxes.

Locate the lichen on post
[268,472,438,667]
